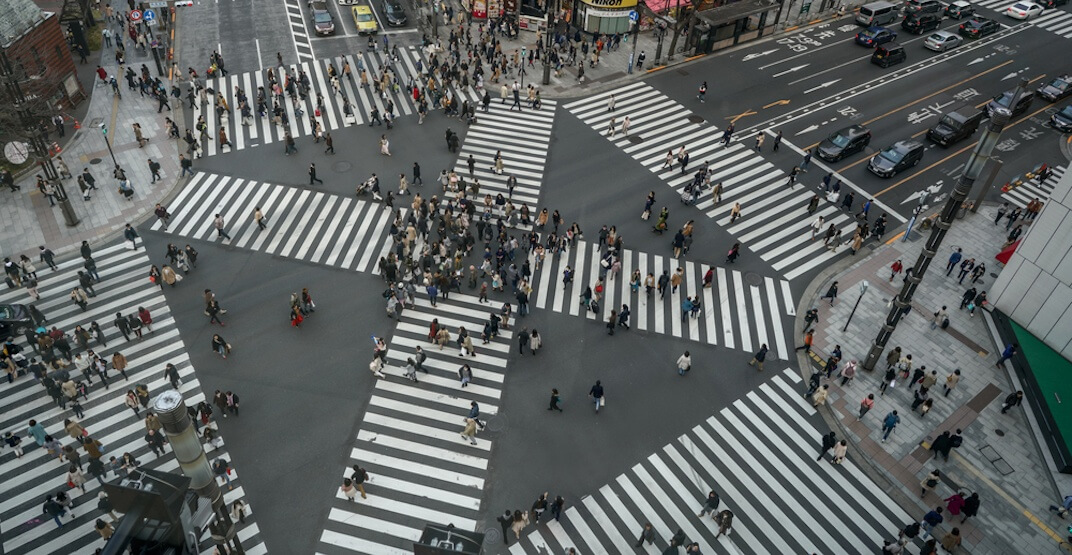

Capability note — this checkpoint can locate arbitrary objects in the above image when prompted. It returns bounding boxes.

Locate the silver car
[924,30,961,51]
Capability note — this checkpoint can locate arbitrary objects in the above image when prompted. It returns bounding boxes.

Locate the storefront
[574,0,637,34]
[692,0,779,52]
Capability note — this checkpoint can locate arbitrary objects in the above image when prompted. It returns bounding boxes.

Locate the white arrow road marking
[743,49,779,62]
[773,64,809,78]
[803,79,841,94]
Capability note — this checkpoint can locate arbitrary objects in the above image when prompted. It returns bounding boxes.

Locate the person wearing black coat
[930,431,952,461]
[817,431,837,461]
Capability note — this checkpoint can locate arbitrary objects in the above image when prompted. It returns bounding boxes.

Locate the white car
[1005,1,1044,19]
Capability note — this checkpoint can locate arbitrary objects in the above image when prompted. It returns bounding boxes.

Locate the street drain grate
[995,429,1005,437]
[89,158,102,165]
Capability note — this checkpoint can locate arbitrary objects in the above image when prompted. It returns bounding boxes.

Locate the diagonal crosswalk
[509,369,912,555]
[564,83,866,282]
[973,0,1072,38]
[317,292,513,554]
[450,99,558,229]
[0,244,266,554]
[528,239,794,359]
[151,172,399,274]
[1000,164,1066,208]
[191,46,486,158]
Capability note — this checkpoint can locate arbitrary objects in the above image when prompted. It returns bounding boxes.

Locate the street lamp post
[101,124,119,167]
[842,280,869,332]
[861,78,1028,372]
[627,19,639,74]
[654,22,667,65]
[542,3,554,85]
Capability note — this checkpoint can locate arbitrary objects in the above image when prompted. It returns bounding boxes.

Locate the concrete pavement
[0,19,185,262]
[797,203,1072,553]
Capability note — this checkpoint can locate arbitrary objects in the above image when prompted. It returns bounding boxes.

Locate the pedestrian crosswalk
[974,0,1072,38]
[451,99,558,228]
[529,240,794,359]
[564,82,866,282]
[191,46,484,158]
[0,244,266,554]
[151,172,399,274]
[509,369,912,555]
[317,292,513,554]
[1000,164,1066,209]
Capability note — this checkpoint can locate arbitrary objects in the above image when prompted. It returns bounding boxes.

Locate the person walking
[881,410,901,441]
[920,507,944,539]
[943,369,961,397]
[635,523,656,547]
[921,469,941,497]
[548,388,563,411]
[1000,390,1023,414]
[350,464,369,499]
[213,214,232,241]
[796,329,814,354]
[309,163,323,185]
[460,418,478,445]
[820,281,839,305]
[817,431,837,461]
[589,380,604,413]
[945,248,963,276]
[858,394,875,420]
[676,351,691,376]
[995,343,1018,366]
[698,490,721,516]
[749,343,768,371]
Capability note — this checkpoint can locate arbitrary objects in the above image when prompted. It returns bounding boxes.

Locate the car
[872,42,907,67]
[310,1,335,35]
[927,106,984,146]
[1037,75,1072,102]
[352,5,378,34]
[986,88,1035,117]
[945,0,975,18]
[817,125,872,162]
[381,0,406,26]
[924,30,962,51]
[1005,1,1044,19]
[856,26,898,46]
[1052,105,1072,132]
[337,0,358,5]
[958,16,999,38]
[905,0,943,13]
[1037,0,1069,8]
[868,140,925,177]
[0,303,38,337]
[902,12,943,34]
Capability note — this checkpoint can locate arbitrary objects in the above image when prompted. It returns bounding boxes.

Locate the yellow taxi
[352,6,378,34]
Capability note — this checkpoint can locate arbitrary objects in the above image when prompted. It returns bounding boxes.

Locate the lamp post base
[58,198,81,227]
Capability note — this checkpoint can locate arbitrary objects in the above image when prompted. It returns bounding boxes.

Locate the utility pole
[654,21,667,66]
[861,78,1027,372]
[627,17,639,75]
[0,49,80,226]
[542,0,556,85]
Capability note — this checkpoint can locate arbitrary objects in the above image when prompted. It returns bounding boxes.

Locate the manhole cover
[487,415,506,433]
[990,272,998,278]
[995,429,1005,437]
[745,272,763,286]
[484,527,503,545]
[628,135,644,144]
[89,158,102,164]
[687,115,705,124]
[333,161,352,173]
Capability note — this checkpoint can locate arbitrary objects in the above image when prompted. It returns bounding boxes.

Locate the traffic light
[102,125,108,135]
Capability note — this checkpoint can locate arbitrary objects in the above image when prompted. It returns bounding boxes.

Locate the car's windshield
[1052,79,1070,90]
[830,133,851,147]
[314,12,332,22]
[356,12,373,21]
[1060,106,1072,117]
[881,147,906,163]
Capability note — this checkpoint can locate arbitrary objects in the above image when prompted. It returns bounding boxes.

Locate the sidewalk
[798,206,1072,553]
[0,37,183,261]
[429,2,845,97]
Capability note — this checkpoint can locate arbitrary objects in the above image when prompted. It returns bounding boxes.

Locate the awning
[695,0,780,25]
[642,0,691,11]
[996,239,1021,265]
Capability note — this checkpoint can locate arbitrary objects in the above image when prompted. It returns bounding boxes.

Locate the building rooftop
[0,0,46,49]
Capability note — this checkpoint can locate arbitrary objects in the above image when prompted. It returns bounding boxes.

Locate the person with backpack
[350,464,369,499]
[212,458,232,490]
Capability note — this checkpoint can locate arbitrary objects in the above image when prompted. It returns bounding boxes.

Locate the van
[857,1,899,26]
[927,106,984,146]
[871,42,906,68]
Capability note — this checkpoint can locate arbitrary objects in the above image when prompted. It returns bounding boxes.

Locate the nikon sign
[579,0,639,8]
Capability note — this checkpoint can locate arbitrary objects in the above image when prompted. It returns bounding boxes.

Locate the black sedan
[958,17,999,39]
[382,0,407,26]
[1052,105,1072,132]
[817,125,871,162]
[868,140,925,178]
[0,304,38,337]
[1038,76,1072,103]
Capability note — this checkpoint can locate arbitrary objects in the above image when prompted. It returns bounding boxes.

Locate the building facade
[989,169,1072,360]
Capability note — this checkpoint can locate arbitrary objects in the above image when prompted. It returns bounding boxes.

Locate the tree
[667,0,704,60]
